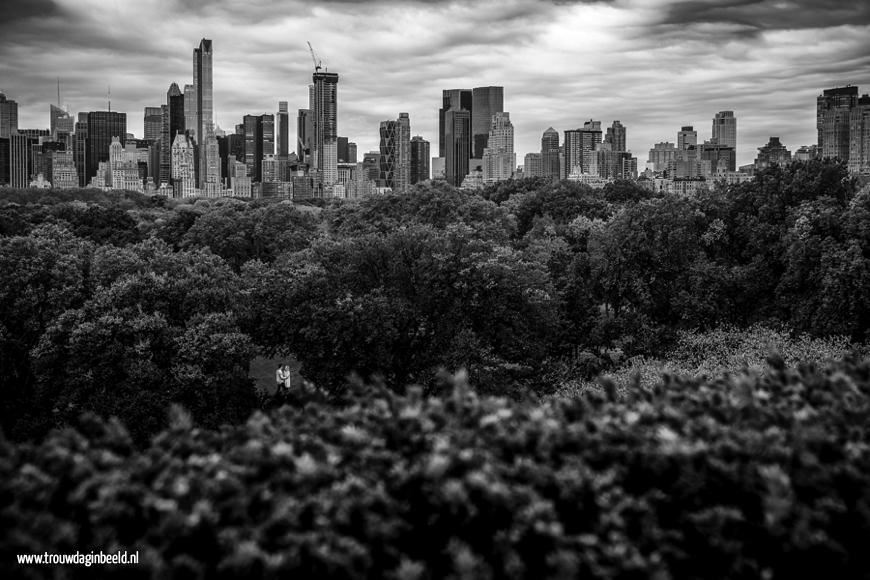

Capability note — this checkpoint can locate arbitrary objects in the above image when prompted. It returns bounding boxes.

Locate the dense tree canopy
[243,224,559,394]
[0,160,868,443]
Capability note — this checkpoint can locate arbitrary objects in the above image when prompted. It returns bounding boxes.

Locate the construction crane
[307,41,322,73]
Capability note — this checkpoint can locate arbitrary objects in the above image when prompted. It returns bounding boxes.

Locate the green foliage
[3,363,870,578]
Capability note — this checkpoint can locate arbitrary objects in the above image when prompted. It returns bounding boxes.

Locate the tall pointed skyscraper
[194,38,214,189]
[312,70,339,192]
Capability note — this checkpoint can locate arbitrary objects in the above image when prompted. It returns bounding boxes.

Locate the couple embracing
[275,363,292,393]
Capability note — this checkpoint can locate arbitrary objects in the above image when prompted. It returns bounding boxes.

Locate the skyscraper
[524,153,543,178]
[297,108,312,163]
[849,95,870,175]
[171,133,196,197]
[0,138,9,186]
[440,89,472,158]
[85,111,126,185]
[677,126,697,151]
[107,136,145,192]
[700,140,736,174]
[312,71,339,190]
[563,121,602,178]
[243,114,275,182]
[263,115,275,160]
[472,86,504,158]
[410,135,430,184]
[541,127,560,180]
[74,112,88,186]
[816,85,870,174]
[183,84,197,138]
[378,113,411,192]
[482,112,515,184]
[444,109,471,187]
[160,82,185,185]
[712,111,737,149]
[225,125,245,184]
[168,83,185,144]
[817,86,857,162]
[363,151,381,182]
[0,92,18,138]
[597,150,638,180]
[194,38,214,189]
[648,142,677,172]
[605,120,627,153]
[563,130,582,178]
[50,104,74,139]
[337,138,357,164]
[277,101,289,158]
[203,125,221,193]
[338,136,350,163]
[144,107,163,141]
[9,133,33,188]
[50,149,78,188]
[755,137,791,171]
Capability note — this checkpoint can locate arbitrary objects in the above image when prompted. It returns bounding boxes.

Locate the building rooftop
[823,86,858,97]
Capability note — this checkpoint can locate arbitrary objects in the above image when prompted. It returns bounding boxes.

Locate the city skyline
[1,0,869,167]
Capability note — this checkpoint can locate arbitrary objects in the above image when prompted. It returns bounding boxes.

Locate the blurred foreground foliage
[2,363,870,579]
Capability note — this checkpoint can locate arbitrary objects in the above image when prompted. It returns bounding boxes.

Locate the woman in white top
[276,364,291,394]
[281,364,292,392]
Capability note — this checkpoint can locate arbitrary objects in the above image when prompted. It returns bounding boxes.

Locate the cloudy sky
[2,0,869,167]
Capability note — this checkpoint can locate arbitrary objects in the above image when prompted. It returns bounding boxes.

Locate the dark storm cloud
[0,0,67,45]
[0,0,177,56]
[659,0,870,31]
[0,0,66,22]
